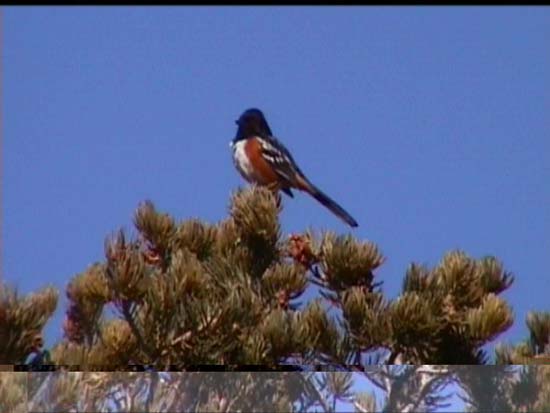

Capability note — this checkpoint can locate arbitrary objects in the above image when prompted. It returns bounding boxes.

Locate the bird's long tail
[299,179,358,228]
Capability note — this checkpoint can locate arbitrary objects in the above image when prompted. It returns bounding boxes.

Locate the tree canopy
[1,186,548,412]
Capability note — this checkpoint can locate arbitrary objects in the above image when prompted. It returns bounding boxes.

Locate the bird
[230,108,358,228]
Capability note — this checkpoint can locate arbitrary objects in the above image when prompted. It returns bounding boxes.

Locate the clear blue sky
[4,7,549,361]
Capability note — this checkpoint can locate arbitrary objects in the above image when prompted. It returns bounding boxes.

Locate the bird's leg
[274,192,282,209]
[266,182,282,208]
[266,181,280,193]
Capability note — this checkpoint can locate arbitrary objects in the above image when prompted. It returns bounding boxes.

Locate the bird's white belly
[231,140,256,183]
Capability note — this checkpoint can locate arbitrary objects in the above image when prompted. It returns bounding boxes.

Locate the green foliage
[526,311,550,355]
[457,365,517,413]
[319,233,384,293]
[342,288,389,352]
[2,185,546,412]
[461,311,550,413]
[0,373,27,413]
[0,284,57,364]
[393,251,514,364]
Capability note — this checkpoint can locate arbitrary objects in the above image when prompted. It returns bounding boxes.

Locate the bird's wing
[258,135,358,227]
[258,135,309,188]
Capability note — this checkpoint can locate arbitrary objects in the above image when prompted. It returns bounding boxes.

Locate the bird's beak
[235,119,240,125]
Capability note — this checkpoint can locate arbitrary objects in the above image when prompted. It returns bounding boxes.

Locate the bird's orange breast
[244,138,280,184]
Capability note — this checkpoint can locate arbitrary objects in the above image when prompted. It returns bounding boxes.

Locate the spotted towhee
[230,108,358,228]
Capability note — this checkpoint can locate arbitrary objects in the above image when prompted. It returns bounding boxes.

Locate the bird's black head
[234,108,273,140]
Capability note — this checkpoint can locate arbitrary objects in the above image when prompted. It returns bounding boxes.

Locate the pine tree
[1,186,544,412]
[457,311,550,413]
